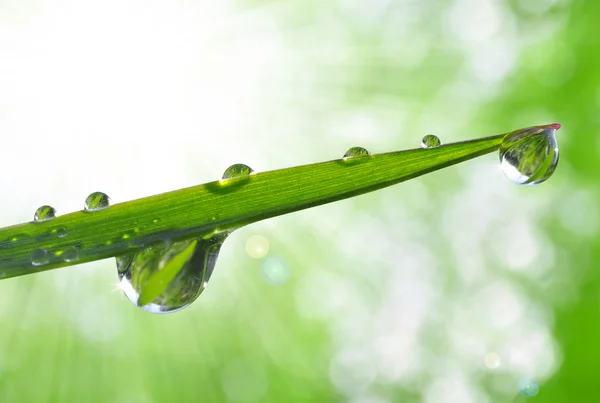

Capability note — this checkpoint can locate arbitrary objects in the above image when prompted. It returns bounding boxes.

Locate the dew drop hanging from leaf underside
[116,232,228,313]
[499,123,560,186]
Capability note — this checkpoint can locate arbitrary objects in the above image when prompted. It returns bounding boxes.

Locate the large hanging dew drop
[84,191,110,211]
[33,205,56,222]
[421,134,442,148]
[222,164,254,180]
[499,123,560,186]
[343,147,370,159]
[117,232,228,313]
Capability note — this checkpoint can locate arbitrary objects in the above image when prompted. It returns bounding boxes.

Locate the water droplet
[343,147,370,159]
[84,191,110,211]
[518,377,539,398]
[63,246,79,262]
[56,227,67,238]
[222,163,254,180]
[421,134,441,148]
[34,205,56,222]
[500,124,560,186]
[117,233,228,313]
[260,255,290,286]
[31,248,49,266]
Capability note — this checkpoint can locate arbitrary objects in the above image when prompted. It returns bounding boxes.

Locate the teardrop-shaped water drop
[84,192,110,211]
[31,248,49,266]
[34,205,56,222]
[343,147,370,159]
[421,134,441,148]
[116,233,228,314]
[499,123,560,186]
[222,164,253,180]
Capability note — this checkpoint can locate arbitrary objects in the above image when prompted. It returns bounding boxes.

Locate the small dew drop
[260,255,290,286]
[34,205,56,222]
[343,147,370,159]
[63,246,79,262]
[222,163,254,180]
[421,134,442,148]
[518,377,540,398]
[31,248,49,266]
[500,124,560,186]
[84,191,110,211]
[56,227,67,238]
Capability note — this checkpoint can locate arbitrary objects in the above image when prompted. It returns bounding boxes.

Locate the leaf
[0,132,507,279]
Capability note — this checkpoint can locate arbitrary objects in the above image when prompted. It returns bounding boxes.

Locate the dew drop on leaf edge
[34,205,56,222]
[222,164,253,180]
[63,246,80,263]
[499,123,560,186]
[343,147,370,159]
[421,134,442,148]
[31,248,49,266]
[84,191,110,211]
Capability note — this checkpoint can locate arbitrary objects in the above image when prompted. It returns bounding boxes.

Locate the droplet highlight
[34,205,56,222]
[260,255,290,286]
[31,248,49,266]
[500,124,560,186]
[343,147,370,159]
[484,352,501,369]
[84,191,110,211]
[245,235,270,259]
[421,134,441,148]
[117,233,228,314]
[518,377,539,398]
[222,164,253,180]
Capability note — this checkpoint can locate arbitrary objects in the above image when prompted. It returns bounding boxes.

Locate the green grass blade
[0,132,506,279]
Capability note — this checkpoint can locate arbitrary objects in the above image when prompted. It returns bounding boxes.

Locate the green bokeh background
[0,0,599,402]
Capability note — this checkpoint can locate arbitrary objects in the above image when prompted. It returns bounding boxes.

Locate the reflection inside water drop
[117,233,228,314]
[343,147,370,159]
[222,164,253,180]
[84,191,110,211]
[421,134,441,148]
[34,205,56,222]
[500,124,560,186]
